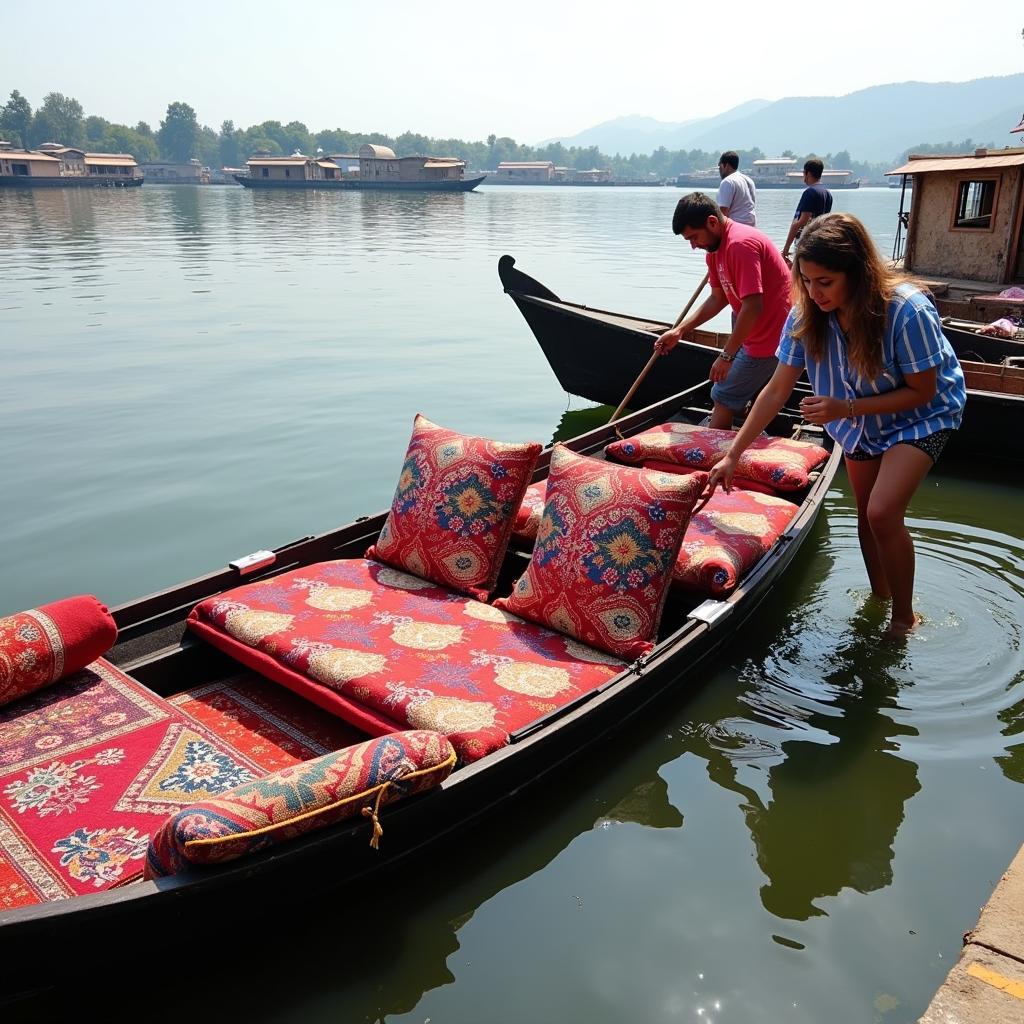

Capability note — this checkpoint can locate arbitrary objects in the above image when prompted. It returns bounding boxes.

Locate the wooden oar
[609,271,710,433]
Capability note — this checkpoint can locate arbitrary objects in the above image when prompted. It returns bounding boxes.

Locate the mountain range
[543,74,1024,162]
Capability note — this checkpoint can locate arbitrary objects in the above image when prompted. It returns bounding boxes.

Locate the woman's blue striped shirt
[776,284,966,455]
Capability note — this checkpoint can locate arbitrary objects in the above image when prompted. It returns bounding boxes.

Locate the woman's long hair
[790,212,914,379]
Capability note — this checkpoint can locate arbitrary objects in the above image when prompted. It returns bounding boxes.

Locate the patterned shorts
[845,429,954,465]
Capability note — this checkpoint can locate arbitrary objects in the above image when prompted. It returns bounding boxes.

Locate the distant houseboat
[888,145,1024,320]
[0,142,143,187]
[488,161,662,186]
[138,159,211,185]
[675,160,860,190]
[234,144,485,192]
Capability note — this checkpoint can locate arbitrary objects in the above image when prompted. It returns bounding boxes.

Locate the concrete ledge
[919,846,1024,1022]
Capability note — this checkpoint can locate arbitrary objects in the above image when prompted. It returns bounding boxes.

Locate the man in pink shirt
[655,192,791,429]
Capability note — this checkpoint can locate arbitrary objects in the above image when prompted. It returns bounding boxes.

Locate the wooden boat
[0,380,839,996]
[234,173,486,193]
[500,255,1024,462]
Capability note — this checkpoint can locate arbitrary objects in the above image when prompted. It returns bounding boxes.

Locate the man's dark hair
[804,158,824,180]
[719,151,739,171]
[672,192,722,234]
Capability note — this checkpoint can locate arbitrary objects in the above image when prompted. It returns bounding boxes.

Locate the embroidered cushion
[365,414,542,599]
[639,460,779,496]
[493,446,706,660]
[606,423,828,492]
[186,558,625,764]
[0,595,117,707]
[674,489,798,597]
[144,730,456,877]
[512,481,547,543]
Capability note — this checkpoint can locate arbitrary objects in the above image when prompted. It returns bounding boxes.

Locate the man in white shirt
[715,151,756,227]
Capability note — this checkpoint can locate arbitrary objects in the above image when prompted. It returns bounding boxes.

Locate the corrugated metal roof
[887,152,1024,175]
[423,160,463,168]
[497,161,553,169]
[247,157,310,165]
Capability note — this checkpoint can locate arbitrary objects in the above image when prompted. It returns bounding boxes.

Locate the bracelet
[719,351,735,362]
[847,397,856,419]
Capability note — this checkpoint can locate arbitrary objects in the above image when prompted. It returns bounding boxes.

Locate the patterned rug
[0,665,364,911]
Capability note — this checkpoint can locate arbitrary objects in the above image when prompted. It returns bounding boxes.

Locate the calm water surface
[1,185,1022,1023]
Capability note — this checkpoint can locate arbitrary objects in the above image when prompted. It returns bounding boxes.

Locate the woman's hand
[707,455,737,496]
[799,394,846,425]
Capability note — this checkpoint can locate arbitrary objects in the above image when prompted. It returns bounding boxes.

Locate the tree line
[0,90,995,181]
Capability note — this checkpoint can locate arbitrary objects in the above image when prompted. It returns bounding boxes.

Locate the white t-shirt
[716,172,756,226]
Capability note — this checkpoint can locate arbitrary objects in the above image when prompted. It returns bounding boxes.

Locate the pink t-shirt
[706,220,791,358]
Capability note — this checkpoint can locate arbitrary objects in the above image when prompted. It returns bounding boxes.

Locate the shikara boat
[0,380,839,996]
[500,255,1024,462]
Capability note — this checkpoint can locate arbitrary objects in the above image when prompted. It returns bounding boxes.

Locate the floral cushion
[493,446,706,660]
[512,481,547,543]
[187,559,625,763]
[674,489,798,597]
[605,424,828,493]
[0,595,117,707]
[145,730,455,878]
[639,461,779,496]
[365,414,541,599]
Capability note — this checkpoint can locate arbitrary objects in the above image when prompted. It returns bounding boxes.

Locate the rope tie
[362,783,390,850]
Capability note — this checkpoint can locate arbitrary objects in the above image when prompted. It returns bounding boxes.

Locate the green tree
[105,125,157,161]
[0,90,33,147]
[31,92,85,147]
[157,101,199,161]
[135,121,153,137]
[218,120,241,167]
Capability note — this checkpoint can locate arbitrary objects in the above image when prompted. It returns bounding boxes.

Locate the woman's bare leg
[843,455,890,600]
[864,444,935,636]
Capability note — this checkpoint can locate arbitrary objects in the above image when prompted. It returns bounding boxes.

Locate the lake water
[1,184,1022,1023]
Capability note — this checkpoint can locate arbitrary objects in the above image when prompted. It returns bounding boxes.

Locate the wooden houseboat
[888,144,1024,322]
[234,144,485,192]
[0,142,143,187]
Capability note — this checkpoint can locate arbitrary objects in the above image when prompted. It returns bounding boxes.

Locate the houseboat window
[12,163,29,175]
[262,168,269,177]
[954,179,998,230]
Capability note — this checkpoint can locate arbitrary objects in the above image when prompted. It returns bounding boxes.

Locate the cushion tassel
[362,784,389,850]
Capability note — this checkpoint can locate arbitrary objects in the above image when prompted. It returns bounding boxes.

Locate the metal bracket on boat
[629,652,652,676]
[687,599,733,627]
[228,550,277,576]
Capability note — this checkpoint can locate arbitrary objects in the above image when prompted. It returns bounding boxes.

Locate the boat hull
[234,174,486,192]
[499,255,1024,462]
[0,175,143,188]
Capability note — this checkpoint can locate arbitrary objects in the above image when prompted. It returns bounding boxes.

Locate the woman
[707,213,966,638]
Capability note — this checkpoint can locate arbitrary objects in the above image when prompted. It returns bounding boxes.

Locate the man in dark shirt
[781,159,833,263]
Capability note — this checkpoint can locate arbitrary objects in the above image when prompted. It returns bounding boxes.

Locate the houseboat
[0,141,143,187]
[234,144,485,192]
[749,158,860,189]
[887,144,1024,321]
[676,160,859,190]
[138,159,211,185]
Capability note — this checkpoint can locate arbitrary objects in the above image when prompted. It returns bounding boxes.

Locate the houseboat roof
[422,159,464,168]
[84,154,137,166]
[497,161,554,169]
[359,144,397,160]
[887,148,1024,176]
[0,150,60,162]
[247,156,314,166]
[753,158,798,166]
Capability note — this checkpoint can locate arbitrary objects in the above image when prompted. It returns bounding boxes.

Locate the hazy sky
[2,1,1022,143]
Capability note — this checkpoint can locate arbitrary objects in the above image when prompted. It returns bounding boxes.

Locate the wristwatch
[718,351,735,362]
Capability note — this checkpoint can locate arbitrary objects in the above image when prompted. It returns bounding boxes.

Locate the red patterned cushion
[365,414,541,599]
[640,460,779,496]
[606,424,828,492]
[674,489,798,596]
[187,559,624,763]
[512,481,547,543]
[0,595,117,707]
[144,730,455,878]
[493,446,706,660]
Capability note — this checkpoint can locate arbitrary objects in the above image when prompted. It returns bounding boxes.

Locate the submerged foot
[883,613,921,639]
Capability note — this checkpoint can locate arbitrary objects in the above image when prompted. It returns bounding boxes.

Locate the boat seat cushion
[605,423,828,492]
[145,730,456,878]
[512,481,548,544]
[365,414,541,600]
[0,658,273,908]
[0,595,117,707]
[187,558,624,763]
[493,446,706,660]
[673,488,799,597]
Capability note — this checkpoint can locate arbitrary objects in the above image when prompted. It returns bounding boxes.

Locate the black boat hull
[234,174,486,192]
